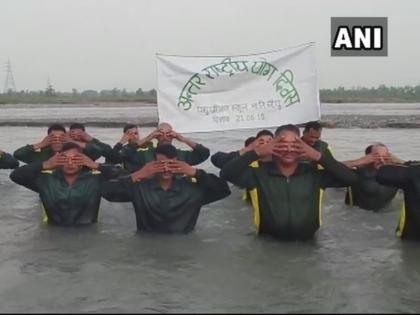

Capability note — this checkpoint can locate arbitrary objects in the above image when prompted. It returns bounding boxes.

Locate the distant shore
[321,98,420,103]
[1,102,420,129]
[0,101,156,108]
[2,116,419,129]
[2,84,419,105]
[1,97,420,105]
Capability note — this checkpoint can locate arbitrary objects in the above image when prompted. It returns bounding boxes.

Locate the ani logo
[331,17,388,57]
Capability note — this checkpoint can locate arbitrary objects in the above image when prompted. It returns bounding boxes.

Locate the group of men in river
[0,121,419,240]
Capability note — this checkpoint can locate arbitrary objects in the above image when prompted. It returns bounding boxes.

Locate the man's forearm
[0,153,19,169]
[320,153,358,185]
[220,150,258,182]
[211,151,240,169]
[136,136,153,148]
[14,145,39,163]
[342,157,365,168]
[181,137,197,149]
[10,160,43,188]
[101,177,133,202]
[375,164,409,188]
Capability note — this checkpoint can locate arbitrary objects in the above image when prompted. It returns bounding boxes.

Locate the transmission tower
[3,59,17,93]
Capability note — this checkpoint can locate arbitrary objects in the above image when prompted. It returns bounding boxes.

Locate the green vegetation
[320,85,420,103]
[1,84,420,104]
[0,87,157,104]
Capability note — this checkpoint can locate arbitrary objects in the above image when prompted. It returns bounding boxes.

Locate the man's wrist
[392,156,404,164]
[310,150,322,161]
[33,143,43,150]
[84,135,93,142]
[183,138,198,148]
[361,156,370,165]
[188,168,197,177]
[254,147,264,157]
[137,138,147,146]
[132,170,145,182]
[90,162,99,170]
[130,173,138,182]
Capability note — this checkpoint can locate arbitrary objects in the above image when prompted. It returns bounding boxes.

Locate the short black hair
[123,124,137,133]
[47,124,66,134]
[275,124,300,137]
[365,145,374,155]
[155,144,177,159]
[304,121,322,132]
[60,142,82,153]
[69,123,85,131]
[365,142,386,155]
[256,129,274,139]
[244,136,256,147]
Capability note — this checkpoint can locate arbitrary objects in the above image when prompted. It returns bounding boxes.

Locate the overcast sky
[0,0,419,91]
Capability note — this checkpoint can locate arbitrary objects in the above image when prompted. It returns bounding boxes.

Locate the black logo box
[331,17,388,56]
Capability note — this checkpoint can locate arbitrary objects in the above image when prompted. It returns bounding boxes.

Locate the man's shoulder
[137,142,155,151]
[314,140,333,156]
[178,176,198,186]
[40,169,54,175]
[405,160,420,167]
[352,166,375,179]
[317,139,330,148]
[321,139,330,144]
[176,147,193,153]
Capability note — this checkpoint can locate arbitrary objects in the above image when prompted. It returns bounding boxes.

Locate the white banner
[156,43,320,133]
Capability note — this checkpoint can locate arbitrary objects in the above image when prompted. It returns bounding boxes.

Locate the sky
[0,0,419,91]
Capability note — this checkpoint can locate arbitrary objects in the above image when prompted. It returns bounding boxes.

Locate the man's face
[256,135,273,161]
[156,153,174,180]
[275,131,300,165]
[126,127,139,142]
[256,135,273,147]
[69,128,84,141]
[371,145,388,169]
[61,148,82,175]
[157,126,173,145]
[302,128,321,147]
[49,130,66,152]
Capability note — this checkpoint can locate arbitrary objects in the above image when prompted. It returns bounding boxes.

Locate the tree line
[320,85,420,103]
[0,87,157,104]
[1,84,420,104]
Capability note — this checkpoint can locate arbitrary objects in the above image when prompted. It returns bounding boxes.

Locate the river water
[1,102,420,128]
[0,104,419,312]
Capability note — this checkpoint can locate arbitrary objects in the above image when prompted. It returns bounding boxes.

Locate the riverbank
[321,115,420,129]
[1,97,420,105]
[0,95,157,105]
[1,103,420,129]
[322,98,420,103]
[1,115,419,129]
[0,101,155,108]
